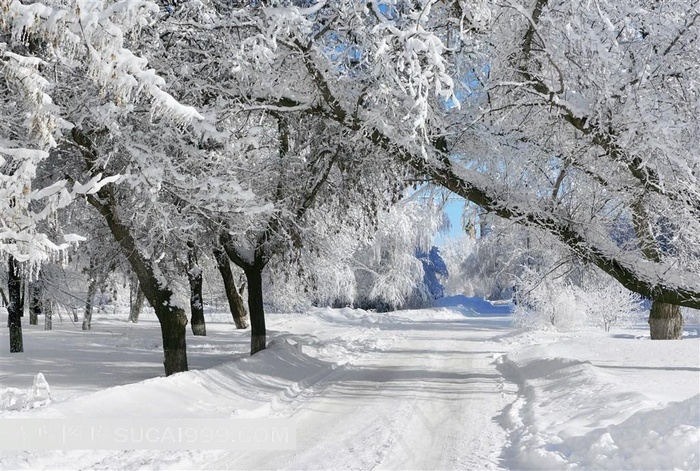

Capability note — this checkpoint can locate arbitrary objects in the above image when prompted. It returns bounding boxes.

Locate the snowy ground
[1,298,698,470]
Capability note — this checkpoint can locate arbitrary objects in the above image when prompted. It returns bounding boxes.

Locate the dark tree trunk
[220,234,267,355]
[7,256,24,353]
[187,242,206,336]
[244,265,266,355]
[100,212,189,375]
[649,301,683,340]
[158,305,189,376]
[129,279,145,323]
[29,281,40,325]
[214,247,249,329]
[83,278,97,331]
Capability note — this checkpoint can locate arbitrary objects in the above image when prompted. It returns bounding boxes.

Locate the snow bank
[1,309,400,419]
[560,396,699,470]
[498,329,700,470]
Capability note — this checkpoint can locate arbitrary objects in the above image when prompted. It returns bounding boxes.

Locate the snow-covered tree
[259,197,448,313]
[351,198,448,310]
[218,111,407,352]
[224,0,700,340]
[1,0,260,373]
[4,0,698,370]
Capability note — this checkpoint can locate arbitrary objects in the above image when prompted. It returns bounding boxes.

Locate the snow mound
[499,333,700,470]
[561,395,699,470]
[1,373,52,411]
[51,337,342,420]
[508,393,699,470]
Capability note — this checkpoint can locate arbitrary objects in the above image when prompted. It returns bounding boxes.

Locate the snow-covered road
[209,311,513,470]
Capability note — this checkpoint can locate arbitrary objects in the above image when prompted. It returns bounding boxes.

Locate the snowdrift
[497,331,700,470]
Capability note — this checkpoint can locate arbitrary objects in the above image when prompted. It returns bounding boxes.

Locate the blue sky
[435,197,467,246]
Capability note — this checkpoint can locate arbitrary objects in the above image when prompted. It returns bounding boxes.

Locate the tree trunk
[129,280,145,323]
[76,127,188,375]
[649,301,683,340]
[29,281,40,325]
[44,300,52,331]
[158,305,189,376]
[214,247,249,329]
[7,256,24,353]
[220,234,267,355]
[631,199,685,339]
[245,266,266,355]
[82,278,96,331]
[187,242,206,336]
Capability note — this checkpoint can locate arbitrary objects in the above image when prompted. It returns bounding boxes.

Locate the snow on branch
[425,157,700,309]
[0,146,84,262]
[369,6,460,133]
[343,119,700,309]
[1,0,208,262]
[5,0,203,126]
[1,50,57,148]
[150,87,204,126]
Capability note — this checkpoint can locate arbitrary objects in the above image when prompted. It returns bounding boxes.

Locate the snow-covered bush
[513,265,642,332]
[583,277,643,332]
[513,267,588,331]
[444,215,642,332]
[0,373,51,411]
[445,218,547,300]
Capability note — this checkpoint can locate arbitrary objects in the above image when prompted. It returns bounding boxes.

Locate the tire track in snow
[230,323,402,420]
[210,308,517,470]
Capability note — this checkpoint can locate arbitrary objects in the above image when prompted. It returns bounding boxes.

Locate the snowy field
[1,298,698,470]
